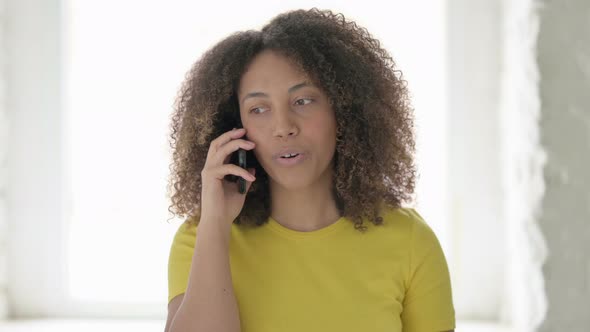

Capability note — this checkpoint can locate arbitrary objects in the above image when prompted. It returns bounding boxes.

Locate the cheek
[313,113,337,138]
[244,126,263,144]
[243,128,265,160]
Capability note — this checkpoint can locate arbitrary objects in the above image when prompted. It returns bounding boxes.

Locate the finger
[216,139,255,165]
[247,167,256,177]
[207,128,251,165]
[245,176,255,193]
[212,128,246,152]
[206,128,243,162]
[244,169,256,192]
[213,164,256,182]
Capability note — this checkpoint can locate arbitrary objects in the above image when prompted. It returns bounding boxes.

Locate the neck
[269,168,341,232]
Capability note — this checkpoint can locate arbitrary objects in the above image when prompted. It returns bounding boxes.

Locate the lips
[273,147,305,160]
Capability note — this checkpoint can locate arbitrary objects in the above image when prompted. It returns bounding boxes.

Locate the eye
[294,98,313,106]
[250,107,266,114]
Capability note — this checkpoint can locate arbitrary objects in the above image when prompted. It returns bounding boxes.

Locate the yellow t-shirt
[167,207,455,332]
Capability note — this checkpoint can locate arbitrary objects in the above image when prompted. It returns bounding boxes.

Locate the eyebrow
[240,81,313,104]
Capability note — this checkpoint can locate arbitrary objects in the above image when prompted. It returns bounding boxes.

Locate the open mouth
[276,152,305,166]
[281,153,300,159]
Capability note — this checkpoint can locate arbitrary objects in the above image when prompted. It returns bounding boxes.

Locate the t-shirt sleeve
[167,220,198,304]
[401,209,456,332]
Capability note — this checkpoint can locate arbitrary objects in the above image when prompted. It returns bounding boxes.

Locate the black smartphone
[225,132,248,194]
[237,148,247,194]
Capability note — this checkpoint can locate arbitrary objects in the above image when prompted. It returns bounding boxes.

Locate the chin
[271,174,313,190]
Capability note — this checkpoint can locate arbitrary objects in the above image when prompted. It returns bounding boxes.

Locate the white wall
[4,0,68,318]
[447,0,505,319]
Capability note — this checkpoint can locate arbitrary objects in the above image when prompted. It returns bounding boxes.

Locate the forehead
[238,50,310,93]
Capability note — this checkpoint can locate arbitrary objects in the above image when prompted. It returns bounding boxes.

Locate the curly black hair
[167,8,417,232]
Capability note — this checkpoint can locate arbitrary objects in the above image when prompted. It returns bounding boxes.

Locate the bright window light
[64,0,447,306]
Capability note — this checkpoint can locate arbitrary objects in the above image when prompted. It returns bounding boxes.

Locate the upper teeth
[282,153,298,158]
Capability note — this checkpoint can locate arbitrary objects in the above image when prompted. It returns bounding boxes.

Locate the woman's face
[237,49,338,190]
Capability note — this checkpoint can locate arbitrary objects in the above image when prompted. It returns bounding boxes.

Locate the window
[62,0,451,315]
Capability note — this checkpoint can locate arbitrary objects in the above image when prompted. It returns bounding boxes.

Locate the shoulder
[176,219,197,237]
[379,206,441,248]
[381,205,425,224]
[170,218,199,253]
[380,206,431,233]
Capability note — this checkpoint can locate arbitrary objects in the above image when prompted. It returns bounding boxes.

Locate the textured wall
[0,0,8,320]
[537,0,590,331]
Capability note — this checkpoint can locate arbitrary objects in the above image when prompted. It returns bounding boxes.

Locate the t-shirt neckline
[266,215,349,240]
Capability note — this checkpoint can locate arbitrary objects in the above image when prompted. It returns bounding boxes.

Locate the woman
[165,8,455,332]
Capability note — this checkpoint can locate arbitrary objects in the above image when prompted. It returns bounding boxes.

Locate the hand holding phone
[200,128,256,228]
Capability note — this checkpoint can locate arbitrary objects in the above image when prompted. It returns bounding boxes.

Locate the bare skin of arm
[165,219,240,332]
[164,294,183,332]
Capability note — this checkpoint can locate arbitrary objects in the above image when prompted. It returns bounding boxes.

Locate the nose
[272,107,299,140]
